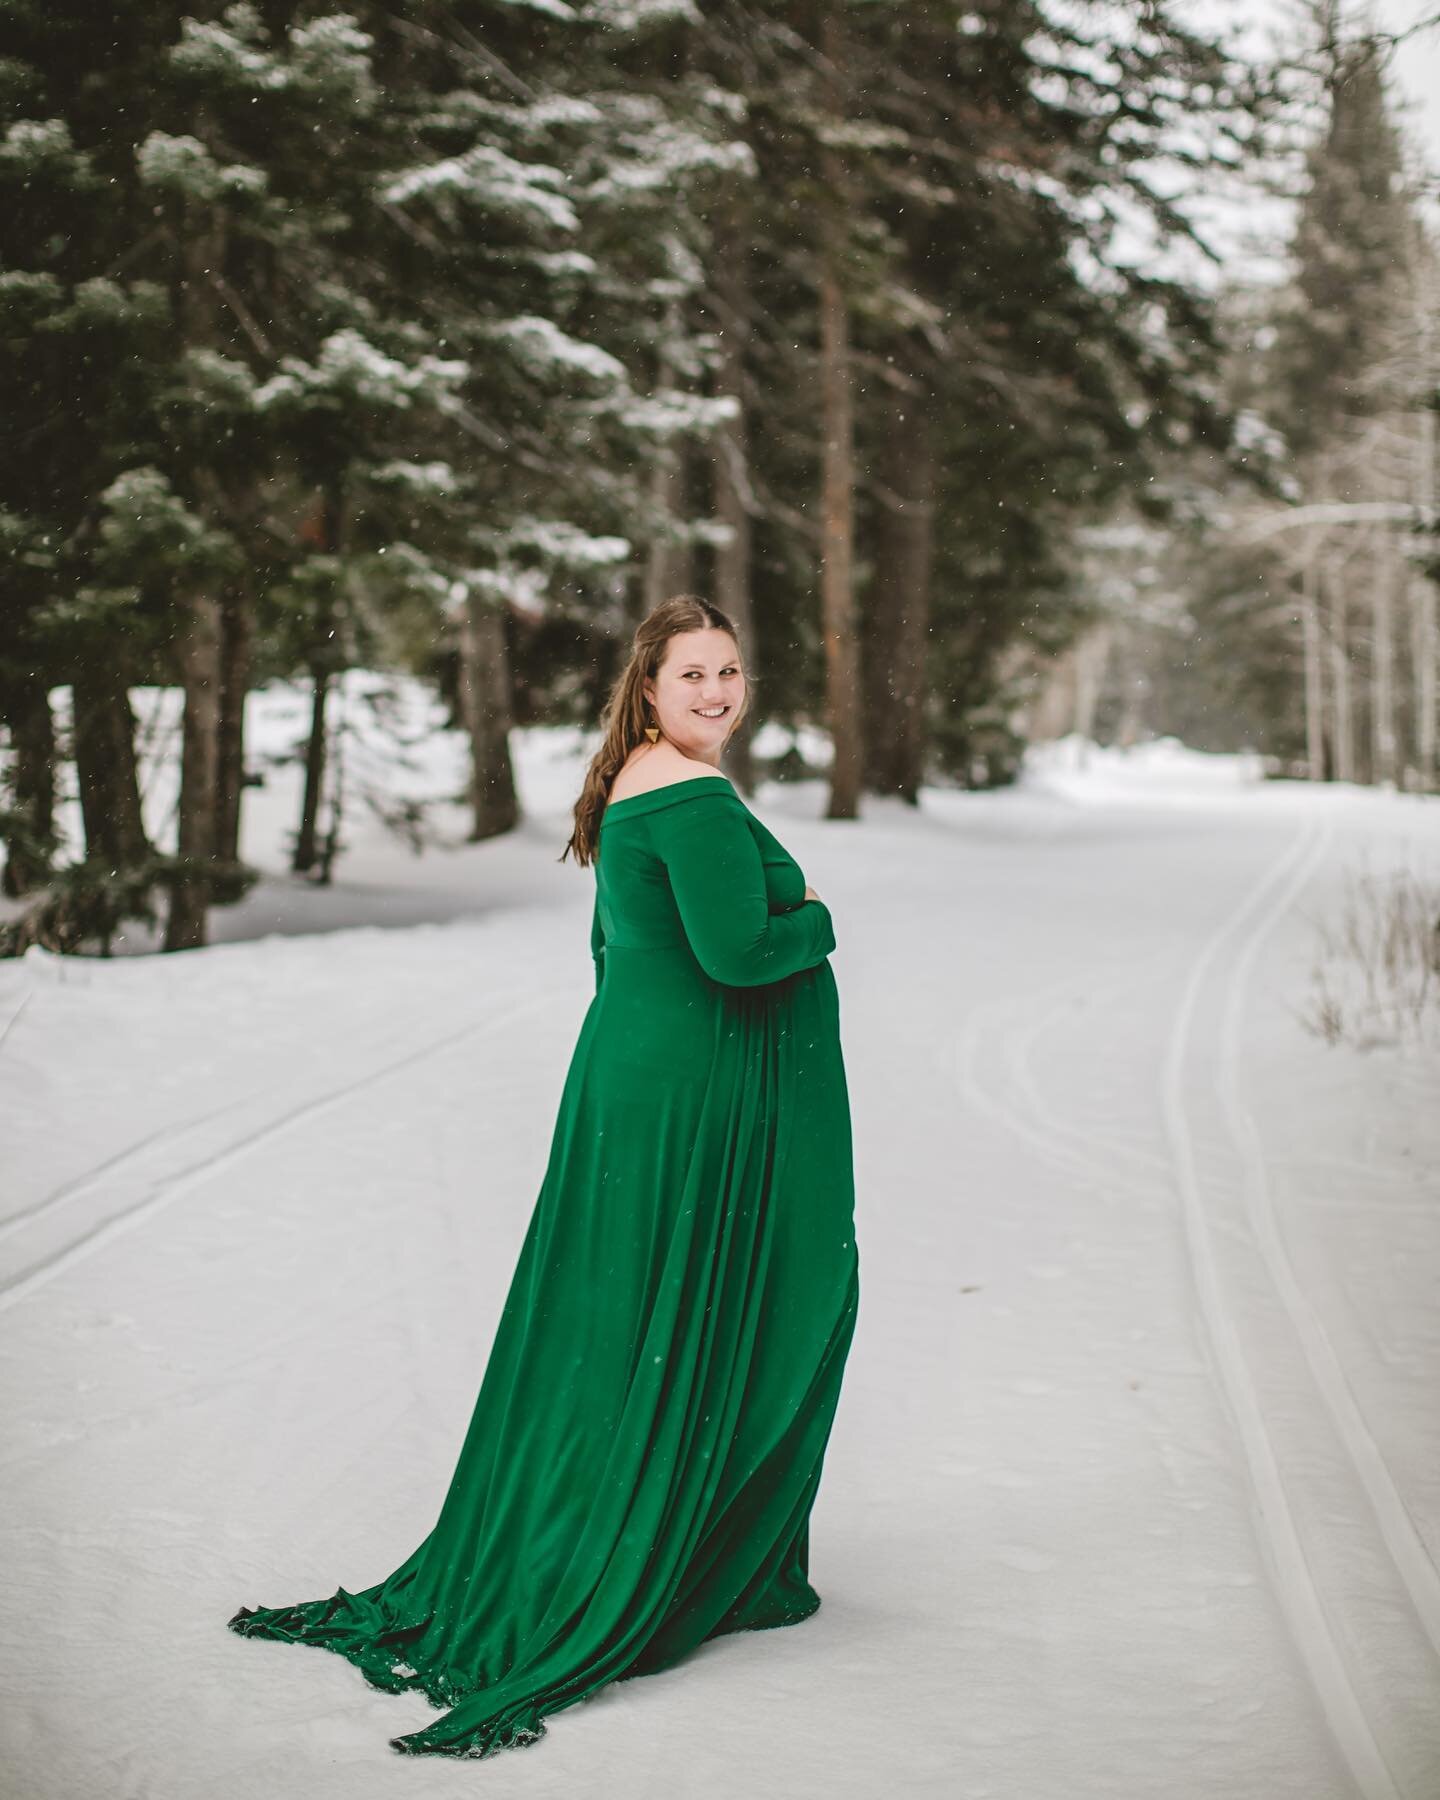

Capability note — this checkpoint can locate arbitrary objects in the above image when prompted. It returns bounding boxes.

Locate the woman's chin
[667,726,728,757]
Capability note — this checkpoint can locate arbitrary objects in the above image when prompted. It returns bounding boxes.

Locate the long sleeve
[748,811,808,913]
[650,790,835,988]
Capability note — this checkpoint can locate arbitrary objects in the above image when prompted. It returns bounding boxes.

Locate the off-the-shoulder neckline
[600,773,738,823]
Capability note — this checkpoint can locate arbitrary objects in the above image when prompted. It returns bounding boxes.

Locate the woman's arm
[748,812,808,913]
[650,790,835,987]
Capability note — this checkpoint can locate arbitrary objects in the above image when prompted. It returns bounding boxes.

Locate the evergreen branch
[384,10,536,103]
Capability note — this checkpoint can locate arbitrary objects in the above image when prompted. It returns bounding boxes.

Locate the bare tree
[707,202,759,795]
[816,2,862,820]
[460,594,519,841]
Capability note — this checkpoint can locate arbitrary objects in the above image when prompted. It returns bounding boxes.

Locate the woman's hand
[803,884,822,904]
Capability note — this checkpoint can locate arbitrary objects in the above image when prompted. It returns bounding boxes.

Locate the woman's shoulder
[606,752,734,806]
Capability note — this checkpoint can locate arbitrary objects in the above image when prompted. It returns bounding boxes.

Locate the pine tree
[0,0,1297,946]
[1264,15,1433,786]
[1270,27,1413,464]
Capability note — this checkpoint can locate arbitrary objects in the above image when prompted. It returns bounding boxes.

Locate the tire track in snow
[1161,814,1404,1800]
[0,988,32,1057]
[1003,987,1171,1183]
[1213,817,1440,1667]
[0,1096,251,1246]
[0,990,555,1315]
[948,965,1168,1210]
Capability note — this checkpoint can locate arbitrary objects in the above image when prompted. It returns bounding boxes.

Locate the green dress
[228,773,861,1759]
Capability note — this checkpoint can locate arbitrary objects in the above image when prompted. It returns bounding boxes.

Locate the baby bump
[581,945,837,1121]
[773,961,854,1239]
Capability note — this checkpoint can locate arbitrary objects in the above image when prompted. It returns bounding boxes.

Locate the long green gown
[228,773,861,1759]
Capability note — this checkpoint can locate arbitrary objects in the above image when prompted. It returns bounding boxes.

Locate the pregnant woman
[228,593,861,1760]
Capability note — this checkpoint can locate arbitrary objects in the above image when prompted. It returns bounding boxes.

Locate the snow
[585,117,754,192]
[135,131,268,200]
[254,331,469,412]
[167,9,376,104]
[0,117,75,165]
[480,518,632,568]
[2,707,1439,1798]
[608,389,739,441]
[589,0,702,33]
[379,148,579,233]
[483,315,627,386]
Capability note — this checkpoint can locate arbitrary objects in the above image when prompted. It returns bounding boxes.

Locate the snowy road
[2,742,1438,1799]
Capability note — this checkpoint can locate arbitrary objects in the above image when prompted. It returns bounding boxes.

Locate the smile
[693,706,729,718]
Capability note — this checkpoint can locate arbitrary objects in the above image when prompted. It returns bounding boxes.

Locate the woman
[228,594,861,1759]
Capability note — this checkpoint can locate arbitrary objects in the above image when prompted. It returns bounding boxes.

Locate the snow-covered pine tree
[0,29,166,899]
[339,0,748,840]
[861,0,1273,796]
[0,1,742,942]
[662,1,1271,802]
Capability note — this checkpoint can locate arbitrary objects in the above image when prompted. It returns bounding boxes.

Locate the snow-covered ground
[2,694,1439,1800]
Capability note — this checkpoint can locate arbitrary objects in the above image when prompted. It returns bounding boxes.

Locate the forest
[5,10,1440,1787]
[1,0,1437,952]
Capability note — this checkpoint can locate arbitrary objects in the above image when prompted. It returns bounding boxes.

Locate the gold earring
[643,720,660,744]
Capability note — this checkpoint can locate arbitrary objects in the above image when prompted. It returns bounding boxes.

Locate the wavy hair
[561,594,751,867]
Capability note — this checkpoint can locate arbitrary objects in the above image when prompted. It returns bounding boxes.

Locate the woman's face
[643,627,745,760]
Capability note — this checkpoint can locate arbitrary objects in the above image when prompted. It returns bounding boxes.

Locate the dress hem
[227,1590,823,1760]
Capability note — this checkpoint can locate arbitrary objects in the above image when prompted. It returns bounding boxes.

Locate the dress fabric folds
[227,774,861,1759]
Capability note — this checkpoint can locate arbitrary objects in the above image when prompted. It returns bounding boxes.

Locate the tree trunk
[1024,657,1060,743]
[462,595,519,840]
[216,578,253,863]
[863,367,935,801]
[294,485,344,876]
[72,669,150,871]
[164,136,229,948]
[1414,575,1437,791]
[293,663,330,877]
[643,299,695,612]
[1371,541,1398,786]
[817,7,862,820]
[164,592,223,950]
[1074,625,1113,760]
[1114,624,1144,748]
[1413,270,1437,791]
[1326,563,1355,783]
[1302,547,1325,780]
[709,203,758,796]
[1,674,56,897]
[644,444,694,612]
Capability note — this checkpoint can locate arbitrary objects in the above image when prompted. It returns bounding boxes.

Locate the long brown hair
[561,594,752,867]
